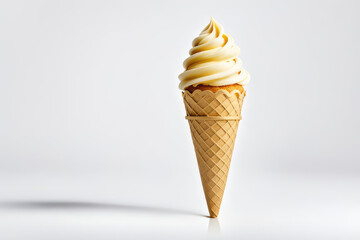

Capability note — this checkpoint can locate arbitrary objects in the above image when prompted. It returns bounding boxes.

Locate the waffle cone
[182,88,246,218]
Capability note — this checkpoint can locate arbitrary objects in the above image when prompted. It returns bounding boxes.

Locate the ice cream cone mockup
[179,17,250,218]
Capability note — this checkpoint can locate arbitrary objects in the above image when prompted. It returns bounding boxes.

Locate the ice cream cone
[182,87,246,218]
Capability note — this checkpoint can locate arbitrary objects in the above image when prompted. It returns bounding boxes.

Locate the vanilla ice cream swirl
[179,18,250,90]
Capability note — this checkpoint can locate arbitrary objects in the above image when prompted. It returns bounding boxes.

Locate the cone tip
[209,210,219,218]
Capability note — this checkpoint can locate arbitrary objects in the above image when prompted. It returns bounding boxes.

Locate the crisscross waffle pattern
[182,89,246,218]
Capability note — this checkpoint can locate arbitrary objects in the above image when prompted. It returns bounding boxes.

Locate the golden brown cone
[182,86,246,218]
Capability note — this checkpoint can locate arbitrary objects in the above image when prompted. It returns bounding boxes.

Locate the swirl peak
[179,18,250,90]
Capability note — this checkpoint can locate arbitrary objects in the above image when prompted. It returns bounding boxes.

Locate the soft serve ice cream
[179,17,249,90]
[179,17,250,218]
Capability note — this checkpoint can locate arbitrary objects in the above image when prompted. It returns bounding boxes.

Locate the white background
[0,0,359,239]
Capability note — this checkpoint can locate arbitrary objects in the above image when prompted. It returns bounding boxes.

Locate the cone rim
[182,89,246,98]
